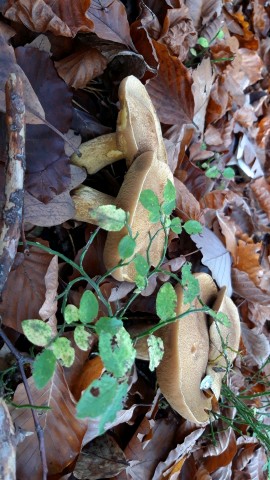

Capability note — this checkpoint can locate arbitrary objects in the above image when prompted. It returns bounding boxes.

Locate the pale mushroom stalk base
[72,185,115,225]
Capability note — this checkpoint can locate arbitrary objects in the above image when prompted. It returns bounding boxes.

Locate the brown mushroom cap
[103,151,173,282]
[117,75,167,167]
[156,273,218,424]
[206,286,241,400]
[71,185,115,224]
[71,76,167,174]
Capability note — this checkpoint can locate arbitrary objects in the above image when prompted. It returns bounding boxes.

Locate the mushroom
[206,286,241,400]
[70,75,167,174]
[103,151,174,282]
[71,185,115,225]
[156,273,218,424]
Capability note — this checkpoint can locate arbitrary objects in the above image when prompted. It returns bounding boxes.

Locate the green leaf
[118,235,136,259]
[22,320,53,347]
[51,337,75,367]
[33,349,56,389]
[89,205,127,231]
[99,327,136,378]
[156,283,177,322]
[64,304,79,324]
[162,180,176,215]
[223,167,235,179]
[76,374,129,434]
[181,263,200,304]
[139,190,160,222]
[170,217,182,234]
[79,290,99,324]
[208,309,231,328]
[190,48,197,56]
[205,166,220,178]
[95,316,123,335]
[134,275,148,291]
[183,220,203,235]
[197,37,209,48]
[74,326,91,351]
[133,254,149,276]
[216,29,224,39]
[147,335,164,371]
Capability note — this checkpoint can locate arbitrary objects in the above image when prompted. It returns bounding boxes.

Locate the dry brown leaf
[152,428,204,480]
[63,330,95,395]
[23,165,87,227]
[256,116,270,149]
[191,57,214,133]
[185,0,222,30]
[146,41,194,126]
[0,21,45,124]
[55,47,107,89]
[10,365,87,479]
[248,302,270,327]
[174,177,202,222]
[86,0,133,47]
[241,323,270,367]
[3,0,93,37]
[250,177,270,220]
[202,428,237,472]
[72,356,104,402]
[232,268,270,305]
[159,5,197,61]
[0,242,54,332]
[234,239,263,285]
[205,76,229,125]
[38,255,58,324]
[74,434,127,479]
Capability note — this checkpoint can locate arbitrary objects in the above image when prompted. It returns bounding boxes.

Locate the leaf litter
[0,1,270,479]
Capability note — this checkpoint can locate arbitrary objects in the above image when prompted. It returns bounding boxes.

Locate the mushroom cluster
[132,273,241,425]
[71,75,173,282]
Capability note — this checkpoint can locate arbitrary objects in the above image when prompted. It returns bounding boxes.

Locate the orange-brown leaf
[10,366,87,479]
[146,41,194,126]
[250,177,270,220]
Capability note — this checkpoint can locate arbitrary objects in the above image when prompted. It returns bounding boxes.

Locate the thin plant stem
[0,327,48,480]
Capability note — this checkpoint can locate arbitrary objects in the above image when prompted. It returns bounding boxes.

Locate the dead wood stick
[0,327,48,480]
[0,74,26,298]
[0,398,16,480]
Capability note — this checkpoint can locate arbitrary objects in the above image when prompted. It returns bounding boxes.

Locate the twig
[0,74,26,298]
[0,327,48,479]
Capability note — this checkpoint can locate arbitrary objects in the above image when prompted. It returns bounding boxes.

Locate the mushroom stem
[72,185,115,224]
[71,133,124,174]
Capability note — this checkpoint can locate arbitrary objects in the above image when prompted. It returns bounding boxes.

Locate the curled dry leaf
[234,239,263,286]
[250,177,270,220]
[15,46,73,203]
[10,366,87,480]
[0,242,54,332]
[38,255,58,326]
[55,47,107,89]
[146,41,194,126]
[241,323,270,367]
[185,0,222,30]
[232,268,270,305]
[86,0,134,47]
[2,0,94,37]
[202,428,237,473]
[191,57,214,134]
[174,176,201,222]
[0,21,45,124]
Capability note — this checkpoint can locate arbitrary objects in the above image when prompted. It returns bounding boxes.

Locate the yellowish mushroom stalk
[71,75,168,174]
[103,151,174,282]
[72,185,115,224]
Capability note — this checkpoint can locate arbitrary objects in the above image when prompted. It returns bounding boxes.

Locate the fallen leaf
[191,227,233,296]
[38,255,58,325]
[232,268,270,305]
[10,365,87,479]
[202,428,237,472]
[185,0,222,29]
[146,41,194,126]
[0,242,54,332]
[15,46,73,202]
[234,239,263,285]
[72,356,105,402]
[86,0,134,47]
[241,323,270,367]
[174,176,202,222]
[0,21,45,124]
[2,0,94,37]
[74,434,127,479]
[55,47,107,89]
[191,57,214,133]
[23,165,87,227]
[250,177,270,220]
